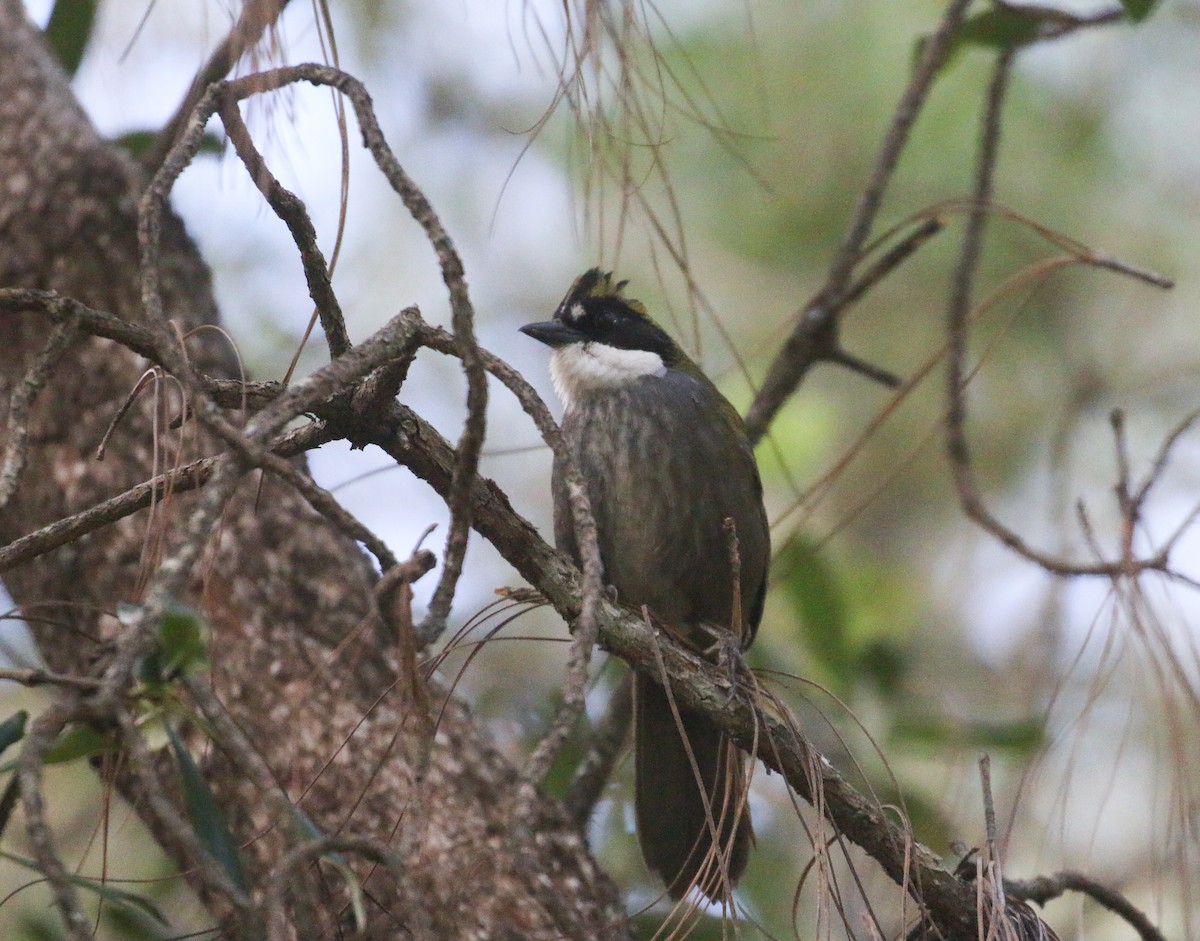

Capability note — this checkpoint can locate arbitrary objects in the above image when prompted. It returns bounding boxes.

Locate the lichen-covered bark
[0,2,626,936]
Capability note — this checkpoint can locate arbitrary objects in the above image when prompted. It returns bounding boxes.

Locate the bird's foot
[701,625,748,700]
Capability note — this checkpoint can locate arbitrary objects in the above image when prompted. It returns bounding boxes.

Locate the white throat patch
[550,343,666,409]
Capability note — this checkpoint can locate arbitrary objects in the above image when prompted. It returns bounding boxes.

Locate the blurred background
[3,0,1199,937]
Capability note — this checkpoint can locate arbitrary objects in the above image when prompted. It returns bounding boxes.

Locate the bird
[521,268,769,901]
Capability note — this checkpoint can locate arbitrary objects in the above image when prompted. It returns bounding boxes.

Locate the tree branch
[217,92,351,359]
[1007,871,1167,941]
[743,0,974,443]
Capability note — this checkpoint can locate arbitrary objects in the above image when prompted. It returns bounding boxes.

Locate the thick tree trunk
[0,2,626,937]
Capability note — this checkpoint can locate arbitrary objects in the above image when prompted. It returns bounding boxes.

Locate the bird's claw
[702,625,747,701]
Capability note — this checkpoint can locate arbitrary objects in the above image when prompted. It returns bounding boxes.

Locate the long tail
[634,674,753,901]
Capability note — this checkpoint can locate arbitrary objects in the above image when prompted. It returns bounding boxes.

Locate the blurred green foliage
[42,0,97,77]
[113,130,224,158]
[136,603,208,689]
[1121,0,1160,21]
[0,711,26,757]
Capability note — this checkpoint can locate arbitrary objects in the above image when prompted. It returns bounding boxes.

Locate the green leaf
[0,721,118,775]
[15,911,62,941]
[99,899,171,941]
[41,723,118,765]
[285,803,366,931]
[0,776,20,842]
[138,603,209,689]
[114,130,158,158]
[167,723,248,892]
[957,8,1044,50]
[1121,0,1159,21]
[288,803,350,864]
[43,0,99,77]
[0,849,169,926]
[290,803,326,843]
[158,603,208,680]
[0,710,28,758]
[917,4,1063,73]
[114,129,224,158]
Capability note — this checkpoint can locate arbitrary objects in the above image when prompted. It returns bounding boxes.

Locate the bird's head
[521,268,697,408]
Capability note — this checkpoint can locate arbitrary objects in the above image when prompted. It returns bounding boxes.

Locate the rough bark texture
[0,2,627,937]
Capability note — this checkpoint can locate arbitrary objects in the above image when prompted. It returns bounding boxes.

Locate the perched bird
[521,269,769,901]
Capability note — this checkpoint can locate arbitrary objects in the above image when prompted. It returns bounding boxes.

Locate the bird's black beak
[519,320,584,348]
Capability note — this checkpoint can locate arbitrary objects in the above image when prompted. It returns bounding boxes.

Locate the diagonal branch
[217,93,351,358]
[743,0,974,444]
[358,397,989,937]
[1007,871,1167,941]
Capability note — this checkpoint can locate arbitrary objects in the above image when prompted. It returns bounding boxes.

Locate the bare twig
[763,213,945,394]
[375,549,438,642]
[349,345,419,424]
[743,0,974,443]
[241,307,424,442]
[95,367,162,461]
[145,0,292,174]
[1133,407,1200,510]
[841,216,945,313]
[199,377,284,410]
[254,442,398,570]
[941,50,1175,580]
[0,287,419,578]
[0,317,79,509]
[416,323,557,436]
[0,421,334,573]
[3,9,640,936]
[978,754,1006,911]
[222,64,489,641]
[470,363,606,832]
[13,28,1174,935]
[96,305,422,746]
[376,547,440,788]
[217,93,351,358]
[16,700,92,941]
[518,473,602,787]
[360,103,487,639]
[0,290,284,414]
[0,667,101,690]
[904,199,1173,290]
[361,379,1174,938]
[1006,871,1168,941]
[31,121,440,933]
[0,289,163,360]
